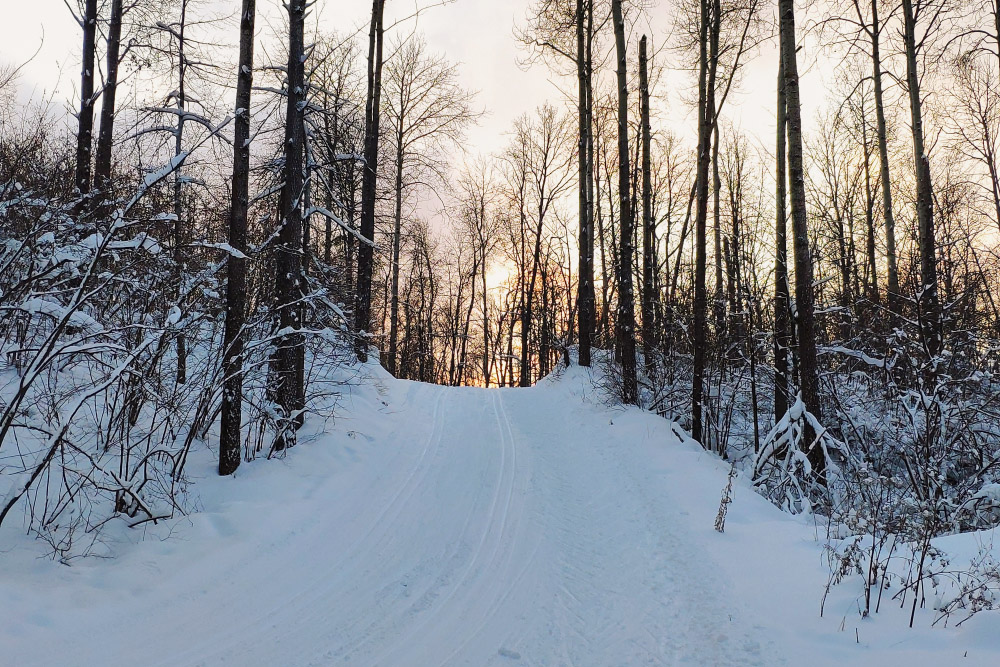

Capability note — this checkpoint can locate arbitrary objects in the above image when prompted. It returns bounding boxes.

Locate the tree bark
[220,0,255,476]
[639,35,655,381]
[774,54,791,421]
[388,121,404,376]
[692,0,714,441]
[93,0,123,195]
[780,0,824,476]
[272,0,307,450]
[576,0,596,368]
[355,0,386,361]
[173,0,189,385]
[611,0,637,404]
[869,0,900,312]
[901,0,941,358]
[75,0,98,197]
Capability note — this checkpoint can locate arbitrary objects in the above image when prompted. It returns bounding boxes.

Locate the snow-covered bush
[0,134,355,558]
[815,316,1000,625]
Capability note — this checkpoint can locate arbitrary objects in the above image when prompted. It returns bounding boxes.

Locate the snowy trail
[5,368,997,665]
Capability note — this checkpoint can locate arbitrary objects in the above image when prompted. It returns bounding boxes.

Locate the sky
[0,0,832,307]
[1,0,556,159]
[0,0,827,157]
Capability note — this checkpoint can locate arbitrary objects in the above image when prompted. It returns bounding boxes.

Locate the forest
[4,0,1000,639]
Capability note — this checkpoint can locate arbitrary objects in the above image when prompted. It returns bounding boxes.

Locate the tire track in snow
[74,379,787,667]
[434,390,540,665]
[164,385,451,667]
[369,389,527,666]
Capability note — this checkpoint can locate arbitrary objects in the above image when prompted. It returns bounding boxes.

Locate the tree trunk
[173,0,189,385]
[774,55,791,421]
[75,0,98,198]
[710,0,724,336]
[611,0,637,405]
[388,127,404,376]
[712,123,724,334]
[870,0,900,312]
[272,0,307,450]
[692,0,714,442]
[482,243,490,386]
[459,263,477,386]
[861,114,879,301]
[355,0,386,361]
[520,203,546,387]
[901,0,941,358]
[93,0,123,195]
[219,0,255,476]
[780,0,825,477]
[639,35,655,381]
[576,0,596,367]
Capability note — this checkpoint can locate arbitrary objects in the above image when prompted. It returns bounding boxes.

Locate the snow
[3,363,1000,665]
[16,297,102,334]
[305,206,375,248]
[192,241,249,259]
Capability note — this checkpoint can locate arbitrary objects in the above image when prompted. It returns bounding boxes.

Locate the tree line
[4,0,1000,619]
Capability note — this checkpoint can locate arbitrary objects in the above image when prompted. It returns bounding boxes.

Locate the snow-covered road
[323,382,775,666]
[4,365,998,665]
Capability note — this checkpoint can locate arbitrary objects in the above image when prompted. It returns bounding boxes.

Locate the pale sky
[0,0,826,166]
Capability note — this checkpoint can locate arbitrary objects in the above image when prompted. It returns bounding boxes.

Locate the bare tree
[504,106,574,386]
[901,0,942,357]
[949,54,1000,232]
[611,0,637,404]
[691,0,715,442]
[92,0,124,196]
[639,34,655,381]
[75,0,99,197]
[780,0,824,476]
[577,0,598,367]
[773,54,791,421]
[355,0,386,361]
[518,0,606,368]
[271,0,307,450]
[859,0,901,310]
[219,0,255,476]
[382,35,477,376]
[455,159,502,385]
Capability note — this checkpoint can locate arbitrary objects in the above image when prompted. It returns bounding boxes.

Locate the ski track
[4,379,789,666]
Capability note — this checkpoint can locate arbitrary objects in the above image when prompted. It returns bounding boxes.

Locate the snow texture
[2,364,1000,665]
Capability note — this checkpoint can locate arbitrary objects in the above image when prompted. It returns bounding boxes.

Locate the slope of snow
[3,363,1000,665]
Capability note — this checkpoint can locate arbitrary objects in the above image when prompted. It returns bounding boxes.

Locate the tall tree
[611,0,637,404]
[843,0,900,310]
[517,0,600,367]
[692,0,716,441]
[355,0,386,362]
[773,54,791,421]
[639,34,655,380]
[780,0,824,476]
[577,0,597,367]
[172,0,191,384]
[382,36,476,376]
[272,0,307,450]
[507,107,573,386]
[455,160,501,386]
[219,0,255,476]
[869,0,900,310]
[901,0,941,357]
[92,0,123,196]
[75,0,98,197]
